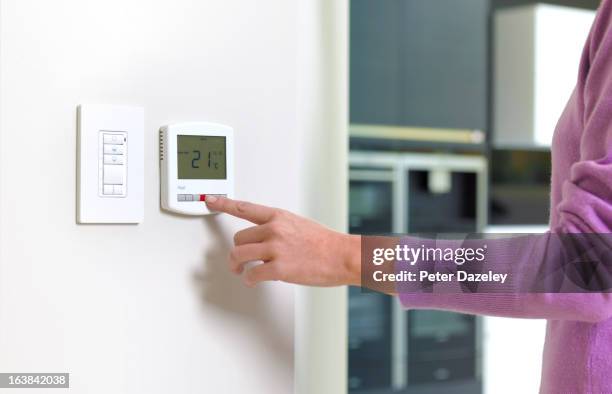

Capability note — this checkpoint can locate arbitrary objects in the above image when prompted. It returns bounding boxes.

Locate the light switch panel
[77,104,144,224]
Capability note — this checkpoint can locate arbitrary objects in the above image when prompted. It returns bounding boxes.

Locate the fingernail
[206,195,218,203]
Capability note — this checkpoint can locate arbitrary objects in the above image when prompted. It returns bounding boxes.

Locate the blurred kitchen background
[346,0,599,393]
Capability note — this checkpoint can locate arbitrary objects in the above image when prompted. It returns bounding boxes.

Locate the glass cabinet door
[349,177,394,235]
[349,287,393,391]
[349,176,394,392]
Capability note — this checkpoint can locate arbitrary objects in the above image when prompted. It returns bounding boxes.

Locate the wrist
[341,234,361,286]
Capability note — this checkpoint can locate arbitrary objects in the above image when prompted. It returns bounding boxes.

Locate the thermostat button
[103,185,114,195]
[185,194,194,201]
[113,185,124,195]
[178,194,186,201]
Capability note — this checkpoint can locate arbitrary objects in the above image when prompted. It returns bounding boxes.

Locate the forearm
[400,292,612,323]
[342,234,399,295]
[394,234,612,322]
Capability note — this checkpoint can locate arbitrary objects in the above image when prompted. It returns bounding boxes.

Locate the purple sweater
[399,2,612,393]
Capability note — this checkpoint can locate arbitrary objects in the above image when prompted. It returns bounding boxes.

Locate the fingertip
[205,195,219,205]
[206,196,227,213]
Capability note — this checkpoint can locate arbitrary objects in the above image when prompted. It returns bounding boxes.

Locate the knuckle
[236,201,250,214]
[268,221,281,235]
[273,208,286,219]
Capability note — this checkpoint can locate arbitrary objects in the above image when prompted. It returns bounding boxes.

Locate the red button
[199,194,206,202]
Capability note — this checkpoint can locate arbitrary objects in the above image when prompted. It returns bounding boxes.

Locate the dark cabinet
[350,0,403,126]
[349,287,394,391]
[350,0,600,136]
[407,310,478,385]
[348,153,487,394]
[407,171,478,233]
[350,0,489,131]
[489,149,551,225]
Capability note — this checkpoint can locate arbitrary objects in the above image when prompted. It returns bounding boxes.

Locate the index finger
[205,196,275,224]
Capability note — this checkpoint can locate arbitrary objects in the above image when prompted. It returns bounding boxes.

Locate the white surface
[77,105,143,223]
[485,225,549,234]
[483,225,548,394]
[0,1,317,393]
[484,318,547,394]
[294,0,349,393]
[160,122,234,216]
[494,4,595,148]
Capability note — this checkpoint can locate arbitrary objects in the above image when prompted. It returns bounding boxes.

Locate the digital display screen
[177,135,227,179]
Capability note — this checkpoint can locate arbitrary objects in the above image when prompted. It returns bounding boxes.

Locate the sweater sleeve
[399,2,612,323]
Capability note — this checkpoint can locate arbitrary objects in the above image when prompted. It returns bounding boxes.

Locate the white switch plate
[77,104,144,224]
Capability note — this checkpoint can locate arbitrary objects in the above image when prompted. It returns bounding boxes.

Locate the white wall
[0,1,334,393]
[295,1,348,393]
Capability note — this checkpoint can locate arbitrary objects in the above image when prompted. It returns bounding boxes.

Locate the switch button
[103,134,125,144]
[103,164,124,185]
[104,155,124,165]
[104,144,125,155]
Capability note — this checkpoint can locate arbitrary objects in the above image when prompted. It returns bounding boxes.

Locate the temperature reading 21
[191,150,222,170]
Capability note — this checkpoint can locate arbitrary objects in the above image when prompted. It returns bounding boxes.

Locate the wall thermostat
[160,122,234,215]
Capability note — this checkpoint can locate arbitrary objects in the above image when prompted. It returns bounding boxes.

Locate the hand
[205,196,360,288]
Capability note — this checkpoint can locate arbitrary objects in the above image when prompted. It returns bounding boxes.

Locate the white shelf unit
[494,4,595,148]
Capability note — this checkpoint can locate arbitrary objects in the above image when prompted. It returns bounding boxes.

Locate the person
[204,1,612,392]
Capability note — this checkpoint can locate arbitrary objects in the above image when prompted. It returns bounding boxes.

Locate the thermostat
[160,122,234,215]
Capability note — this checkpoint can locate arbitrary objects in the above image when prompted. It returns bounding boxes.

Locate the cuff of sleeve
[398,292,434,309]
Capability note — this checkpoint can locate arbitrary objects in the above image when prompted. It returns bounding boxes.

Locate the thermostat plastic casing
[160,122,234,215]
